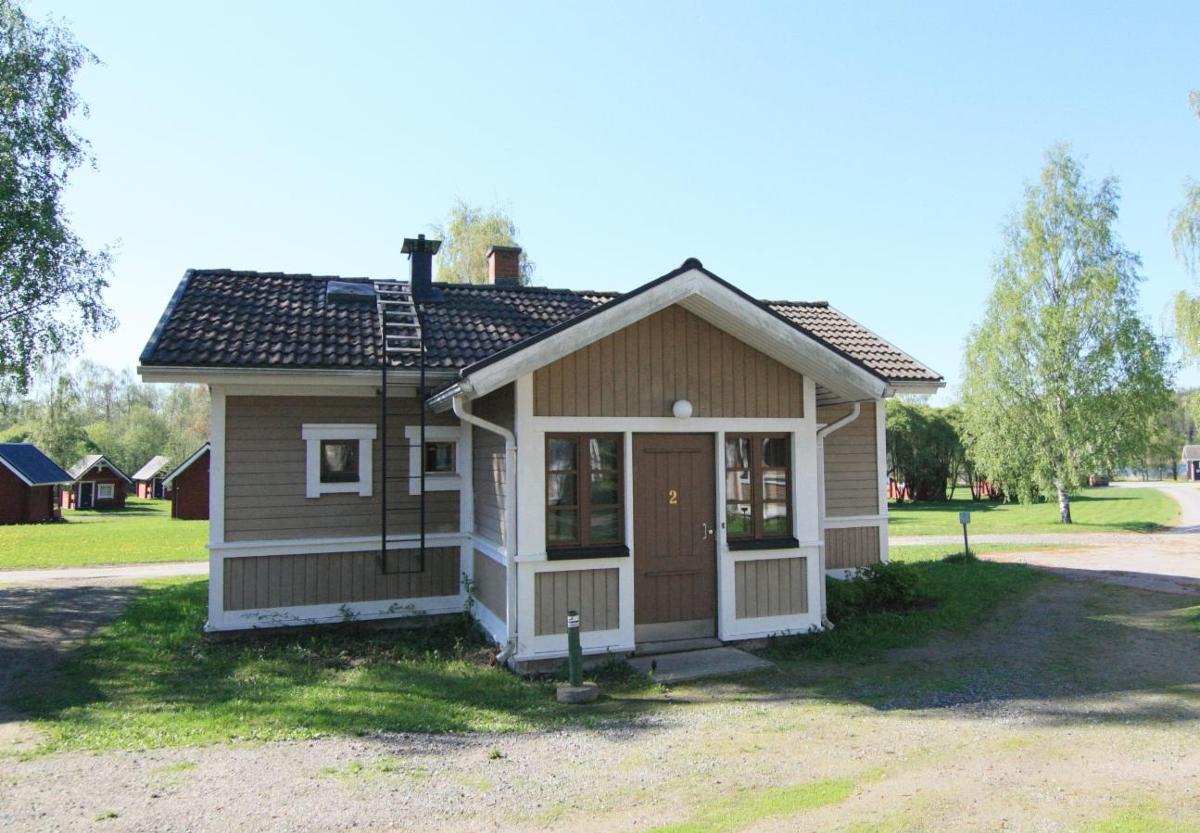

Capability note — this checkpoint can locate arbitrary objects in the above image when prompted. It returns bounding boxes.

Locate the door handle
[701,522,712,541]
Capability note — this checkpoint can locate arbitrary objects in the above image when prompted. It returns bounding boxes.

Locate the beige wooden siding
[472,384,513,545]
[825,526,881,569]
[532,304,805,418]
[223,546,460,611]
[224,395,460,541]
[818,400,880,517]
[735,557,808,618]
[472,549,507,622]
[534,568,620,635]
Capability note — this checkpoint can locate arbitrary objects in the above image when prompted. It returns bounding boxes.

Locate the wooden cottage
[164,443,210,520]
[1184,445,1200,481]
[0,443,72,524]
[139,244,943,669]
[132,455,172,498]
[62,454,132,510]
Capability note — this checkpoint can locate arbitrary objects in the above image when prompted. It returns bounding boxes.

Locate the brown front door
[633,433,717,643]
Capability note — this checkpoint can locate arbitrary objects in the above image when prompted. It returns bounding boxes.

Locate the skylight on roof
[326,281,376,304]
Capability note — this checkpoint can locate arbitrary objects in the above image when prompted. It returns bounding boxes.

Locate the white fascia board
[460,269,889,402]
[888,380,946,397]
[163,443,210,487]
[138,365,453,388]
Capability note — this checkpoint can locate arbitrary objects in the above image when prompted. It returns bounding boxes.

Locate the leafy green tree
[434,200,533,285]
[885,401,964,501]
[0,1,113,392]
[1173,91,1200,360]
[962,147,1174,523]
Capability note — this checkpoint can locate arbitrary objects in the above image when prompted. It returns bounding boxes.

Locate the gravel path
[0,561,206,585]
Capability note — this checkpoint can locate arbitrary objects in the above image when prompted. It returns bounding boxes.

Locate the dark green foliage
[827,561,928,620]
[885,401,965,501]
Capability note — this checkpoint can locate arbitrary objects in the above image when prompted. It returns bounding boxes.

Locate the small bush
[831,561,929,621]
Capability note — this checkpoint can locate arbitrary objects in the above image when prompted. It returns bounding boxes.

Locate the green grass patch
[0,498,206,570]
[1083,798,1199,833]
[890,543,1083,562]
[889,487,1178,537]
[13,578,654,752]
[761,547,1044,662]
[644,776,860,833]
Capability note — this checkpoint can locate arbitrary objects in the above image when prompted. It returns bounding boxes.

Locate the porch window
[725,433,793,546]
[546,434,626,557]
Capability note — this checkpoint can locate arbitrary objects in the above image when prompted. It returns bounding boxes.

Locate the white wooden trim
[823,514,888,527]
[208,385,227,630]
[96,482,115,500]
[876,397,890,564]
[211,532,466,558]
[470,535,507,565]
[403,424,465,495]
[302,423,376,498]
[139,365,453,388]
[208,594,466,632]
[471,597,507,646]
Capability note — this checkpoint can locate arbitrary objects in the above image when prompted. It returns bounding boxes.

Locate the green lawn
[12,545,1048,753]
[0,498,207,570]
[11,578,655,753]
[888,487,1178,537]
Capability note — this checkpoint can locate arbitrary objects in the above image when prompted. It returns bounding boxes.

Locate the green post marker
[566,610,582,687]
[959,510,971,556]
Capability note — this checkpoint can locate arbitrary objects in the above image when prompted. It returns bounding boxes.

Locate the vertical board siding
[471,385,513,546]
[472,549,507,623]
[534,568,620,635]
[818,401,880,517]
[224,395,460,541]
[532,305,805,418]
[825,526,882,569]
[734,557,809,618]
[223,546,460,611]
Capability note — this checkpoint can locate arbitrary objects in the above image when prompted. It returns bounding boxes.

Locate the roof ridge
[190,268,401,282]
[763,300,830,308]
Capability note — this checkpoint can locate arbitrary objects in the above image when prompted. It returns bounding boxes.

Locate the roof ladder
[376,280,427,575]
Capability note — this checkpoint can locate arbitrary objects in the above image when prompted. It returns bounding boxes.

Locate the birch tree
[961,147,1173,523]
[433,200,533,285]
[1173,90,1200,358]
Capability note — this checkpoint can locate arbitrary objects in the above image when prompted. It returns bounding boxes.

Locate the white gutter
[814,401,862,628]
[451,394,519,664]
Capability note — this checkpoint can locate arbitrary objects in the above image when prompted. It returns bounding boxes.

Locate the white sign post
[959,511,971,557]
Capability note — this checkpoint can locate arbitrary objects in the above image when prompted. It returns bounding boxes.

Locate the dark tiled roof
[769,302,941,383]
[67,455,133,484]
[0,443,72,486]
[140,269,941,384]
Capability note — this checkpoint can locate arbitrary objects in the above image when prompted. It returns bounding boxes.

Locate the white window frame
[404,425,464,495]
[97,482,115,500]
[302,423,376,498]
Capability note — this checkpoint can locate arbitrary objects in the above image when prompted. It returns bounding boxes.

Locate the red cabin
[61,454,132,510]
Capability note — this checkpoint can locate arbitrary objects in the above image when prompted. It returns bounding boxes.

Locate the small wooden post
[959,511,971,557]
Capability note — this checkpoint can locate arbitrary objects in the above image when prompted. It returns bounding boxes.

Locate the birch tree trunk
[1056,483,1072,524]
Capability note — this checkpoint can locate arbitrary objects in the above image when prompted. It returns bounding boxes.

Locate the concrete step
[627,646,775,684]
[633,637,724,656]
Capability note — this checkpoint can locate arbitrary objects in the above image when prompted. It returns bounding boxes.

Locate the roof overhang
[138,365,456,388]
[442,266,892,405]
[163,443,210,486]
[0,456,69,487]
[71,456,134,485]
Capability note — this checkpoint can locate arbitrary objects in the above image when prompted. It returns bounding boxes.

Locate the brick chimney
[486,245,522,286]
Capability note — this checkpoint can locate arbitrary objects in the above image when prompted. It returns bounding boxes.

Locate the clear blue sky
[30,0,1200,401]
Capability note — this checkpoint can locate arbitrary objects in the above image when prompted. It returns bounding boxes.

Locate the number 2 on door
[668,489,678,505]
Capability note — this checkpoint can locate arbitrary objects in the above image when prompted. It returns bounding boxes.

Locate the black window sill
[728,537,800,552]
[546,544,630,561]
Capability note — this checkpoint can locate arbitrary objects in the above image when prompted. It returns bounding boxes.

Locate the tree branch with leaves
[0,0,113,393]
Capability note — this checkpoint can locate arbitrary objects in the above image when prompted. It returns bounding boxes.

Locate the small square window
[320,440,359,483]
[424,441,455,474]
[97,483,115,500]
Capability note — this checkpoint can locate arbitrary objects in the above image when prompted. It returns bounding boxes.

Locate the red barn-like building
[165,443,209,520]
[62,455,132,510]
[0,443,72,524]
[132,455,171,499]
